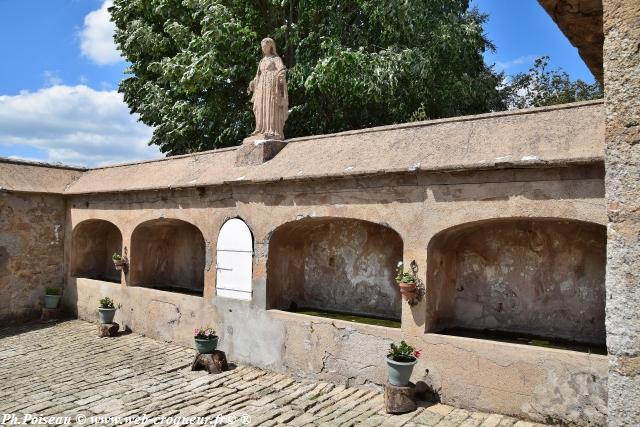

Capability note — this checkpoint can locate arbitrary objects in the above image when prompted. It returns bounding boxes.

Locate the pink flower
[204,329,210,337]
[194,328,200,336]
[415,349,423,358]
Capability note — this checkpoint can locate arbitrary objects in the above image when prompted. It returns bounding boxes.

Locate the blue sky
[0,0,595,167]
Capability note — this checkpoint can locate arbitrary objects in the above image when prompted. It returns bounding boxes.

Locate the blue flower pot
[44,295,61,309]
[98,308,116,324]
[386,357,417,386]
[194,337,219,354]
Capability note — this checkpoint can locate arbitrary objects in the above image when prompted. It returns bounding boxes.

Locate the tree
[110,0,506,155]
[504,56,603,110]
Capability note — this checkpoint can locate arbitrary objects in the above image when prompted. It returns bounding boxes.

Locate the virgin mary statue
[247,38,288,141]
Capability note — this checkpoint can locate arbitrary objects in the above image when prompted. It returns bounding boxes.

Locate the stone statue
[247,38,288,141]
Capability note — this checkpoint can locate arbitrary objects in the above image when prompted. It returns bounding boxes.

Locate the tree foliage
[110,0,505,155]
[504,56,603,110]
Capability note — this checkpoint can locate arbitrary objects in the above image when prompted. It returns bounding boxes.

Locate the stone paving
[0,320,548,427]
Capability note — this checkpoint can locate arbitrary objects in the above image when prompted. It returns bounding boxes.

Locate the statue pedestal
[235,137,287,166]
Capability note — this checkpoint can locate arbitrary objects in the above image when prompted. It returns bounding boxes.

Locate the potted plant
[44,287,62,309]
[194,327,218,354]
[112,252,125,271]
[395,262,418,300]
[98,297,120,324]
[386,340,422,386]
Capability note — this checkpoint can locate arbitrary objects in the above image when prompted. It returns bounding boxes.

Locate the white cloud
[495,55,537,71]
[0,85,161,167]
[44,71,63,87]
[79,0,122,65]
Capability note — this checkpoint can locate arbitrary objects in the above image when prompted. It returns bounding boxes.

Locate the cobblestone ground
[0,320,548,427]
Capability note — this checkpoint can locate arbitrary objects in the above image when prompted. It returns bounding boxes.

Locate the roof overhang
[538,0,604,83]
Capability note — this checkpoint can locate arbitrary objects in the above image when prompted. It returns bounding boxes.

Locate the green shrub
[99,297,118,309]
[395,262,417,284]
[45,287,61,296]
[387,340,421,362]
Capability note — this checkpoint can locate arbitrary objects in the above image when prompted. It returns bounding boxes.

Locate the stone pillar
[603,1,640,425]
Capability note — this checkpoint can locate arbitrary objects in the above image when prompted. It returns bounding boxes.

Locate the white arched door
[216,218,253,300]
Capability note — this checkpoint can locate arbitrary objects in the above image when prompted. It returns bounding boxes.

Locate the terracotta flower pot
[398,282,417,300]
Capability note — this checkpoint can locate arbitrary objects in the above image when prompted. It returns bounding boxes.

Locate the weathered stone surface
[602,0,640,425]
[71,220,121,283]
[0,320,538,427]
[385,382,417,414]
[0,158,83,193]
[428,219,606,344]
[41,101,605,195]
[97,322,119,337]
[235,139,287,166]
[538,0,604,83]
[267,217,403,319]
[0,192,65,322]
[129,218,205,294]
[191,350,229,374]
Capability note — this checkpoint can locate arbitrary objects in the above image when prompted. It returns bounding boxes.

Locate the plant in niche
[45,287,61,296]
[112,252,122,261]
[387,340,422,363]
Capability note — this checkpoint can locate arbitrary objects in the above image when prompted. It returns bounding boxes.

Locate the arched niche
[216,218,254,300]
[130,218,205,296]
[427,218,606,346]
[71,219,123,283]
[267,217,403,320]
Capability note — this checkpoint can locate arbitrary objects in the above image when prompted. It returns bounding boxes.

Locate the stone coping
[268,309,404,335]
[1,100,605,195]
[423,332,609,359]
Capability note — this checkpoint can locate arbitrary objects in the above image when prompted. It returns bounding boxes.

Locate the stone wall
[603,0,640,425]
[129,218,206,295]
[0,192,65,321]
[266,218,403,319]
[428,219,606,344]
[70,219,122,283]
[60,160,607,425]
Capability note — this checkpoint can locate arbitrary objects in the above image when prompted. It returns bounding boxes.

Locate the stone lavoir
[1,100,609,426]
[1,2,639,425]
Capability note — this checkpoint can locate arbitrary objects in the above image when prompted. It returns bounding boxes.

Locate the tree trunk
[191,351,229,374]
[384,382,417,414]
